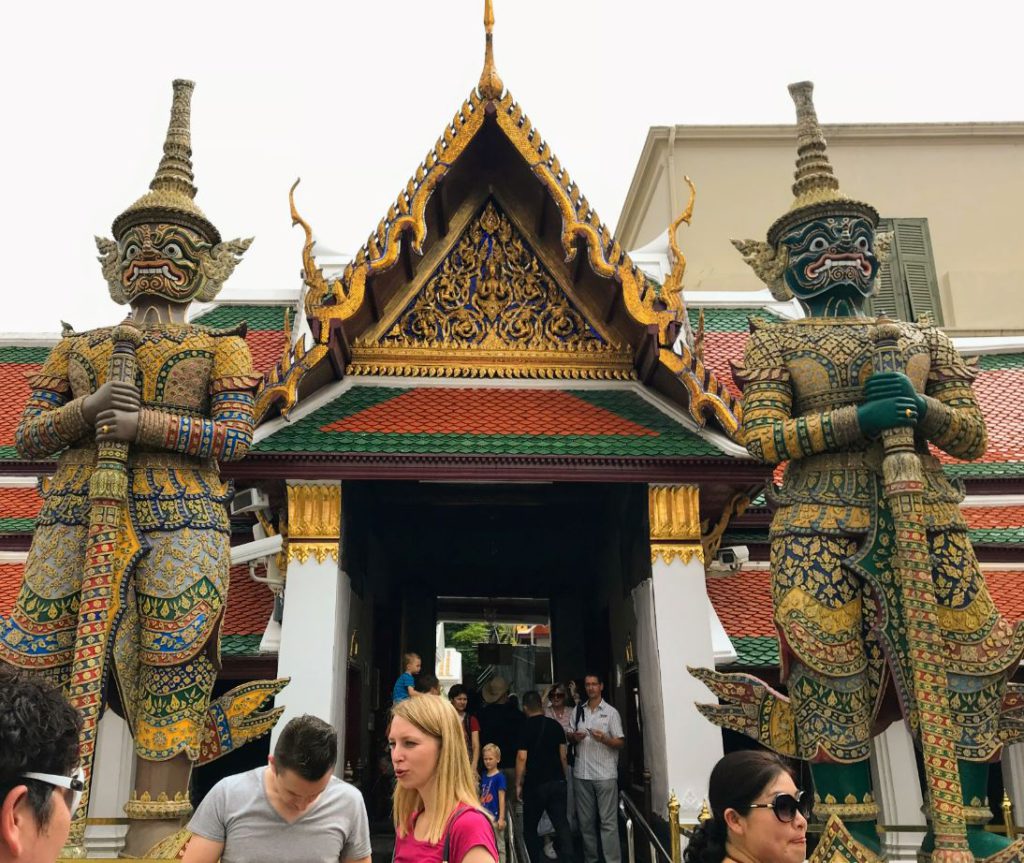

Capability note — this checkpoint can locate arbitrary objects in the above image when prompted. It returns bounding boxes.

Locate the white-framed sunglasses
[21,767,86,816]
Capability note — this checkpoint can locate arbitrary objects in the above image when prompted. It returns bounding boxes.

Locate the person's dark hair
[448,683,468,701]
[683,750,795,863]
[414,672,440,693]
[0,671,82,827]
[273,714,338,781]
[584,671,604,685]
[522,691,543,712]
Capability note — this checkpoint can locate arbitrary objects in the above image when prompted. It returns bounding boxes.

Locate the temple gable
[348,199,633,380]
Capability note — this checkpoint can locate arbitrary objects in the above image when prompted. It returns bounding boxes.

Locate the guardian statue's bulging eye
[810,237,827,252]
[855,237,870,252]
[124,244,141,260]
[163,243,183,259]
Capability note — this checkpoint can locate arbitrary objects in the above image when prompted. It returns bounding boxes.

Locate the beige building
[617,122,1024,335]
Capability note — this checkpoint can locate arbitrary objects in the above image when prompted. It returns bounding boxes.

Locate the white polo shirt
[572,699,624,781]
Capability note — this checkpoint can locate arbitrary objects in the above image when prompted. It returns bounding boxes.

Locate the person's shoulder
[322,776,365,805]
[452,805,494,832]
[211,765,262,795]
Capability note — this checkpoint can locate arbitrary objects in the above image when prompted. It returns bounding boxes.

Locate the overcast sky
[4,0,1019,334]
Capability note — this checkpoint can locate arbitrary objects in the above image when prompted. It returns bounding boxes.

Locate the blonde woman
[391,695,498,863]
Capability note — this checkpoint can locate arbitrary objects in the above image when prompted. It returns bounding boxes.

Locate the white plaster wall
[870,722,925,862]
[84,710,134,858]
[634,553,724,821]
[272,549,348,751]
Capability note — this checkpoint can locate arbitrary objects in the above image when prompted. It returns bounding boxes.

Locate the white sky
[4,0,1020,333]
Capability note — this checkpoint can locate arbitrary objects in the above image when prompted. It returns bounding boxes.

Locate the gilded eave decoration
[255,61,741,437]
[348,200,635,380]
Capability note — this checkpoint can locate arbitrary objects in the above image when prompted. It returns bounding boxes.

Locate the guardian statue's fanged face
[780,214,879,305]
[118,223,210,304]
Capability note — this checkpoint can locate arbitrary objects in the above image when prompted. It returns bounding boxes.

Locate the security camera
[708,545,749,573]
[231,488,270,516]
[717,546,749,566]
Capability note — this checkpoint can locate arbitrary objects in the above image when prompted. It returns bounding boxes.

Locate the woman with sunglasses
[685,751,808,863]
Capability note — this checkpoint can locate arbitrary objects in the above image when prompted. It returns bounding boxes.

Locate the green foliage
[443,622,520,684]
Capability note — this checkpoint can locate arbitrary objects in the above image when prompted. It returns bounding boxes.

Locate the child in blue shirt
[391,652,422,704]
[480,743,507,863]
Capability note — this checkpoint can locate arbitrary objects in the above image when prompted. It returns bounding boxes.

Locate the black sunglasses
[746,790,811,823]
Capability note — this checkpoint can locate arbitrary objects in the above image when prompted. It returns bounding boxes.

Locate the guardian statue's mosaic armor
[0,80,283,857]
[694,84,1024,863]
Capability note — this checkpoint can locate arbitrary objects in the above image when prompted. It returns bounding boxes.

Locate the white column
[870,722,925,863]
[272,480,350,756]
[84,710,135,858]
[1003,743,1024,817]
[637,485,723,821]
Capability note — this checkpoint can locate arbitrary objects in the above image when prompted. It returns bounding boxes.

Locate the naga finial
[478,0,504,100]
[662,176,697,313]
[289,179,332,310]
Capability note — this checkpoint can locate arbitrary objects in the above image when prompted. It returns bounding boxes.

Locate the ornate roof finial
[477,0,504,101]
[112,79,221,243]
[787,81,841,212]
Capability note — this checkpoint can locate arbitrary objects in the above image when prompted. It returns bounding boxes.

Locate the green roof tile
[687,307,782,333]
[0,518,35,534]
[253,386,724,459]
[193,304,290,331]
[720,530,770,545]
[728,636,780,667]
[970,528,1024,545]
[0,346,52,364]
[976,353,1024,371]
[944,461,1024,480]
[0,446,19,462]
[220,634,265,657]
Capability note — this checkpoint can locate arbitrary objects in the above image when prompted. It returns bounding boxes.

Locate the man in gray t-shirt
[182,715,371,863]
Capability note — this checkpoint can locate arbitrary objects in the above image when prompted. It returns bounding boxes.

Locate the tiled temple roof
[253,385,724,459]
[191,303,292,377]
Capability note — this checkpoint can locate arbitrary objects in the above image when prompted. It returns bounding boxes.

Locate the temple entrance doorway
[342,479,651,816]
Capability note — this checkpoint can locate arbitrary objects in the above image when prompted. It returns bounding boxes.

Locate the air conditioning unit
[231,487,270,515]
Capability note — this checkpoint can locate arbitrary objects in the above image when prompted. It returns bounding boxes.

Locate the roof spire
[477,0,503,100]
[111,79,220,243]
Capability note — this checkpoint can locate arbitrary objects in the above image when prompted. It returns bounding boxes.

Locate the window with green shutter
[866,218,943,324]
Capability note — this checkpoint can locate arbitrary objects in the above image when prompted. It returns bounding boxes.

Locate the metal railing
[619,791,673,863]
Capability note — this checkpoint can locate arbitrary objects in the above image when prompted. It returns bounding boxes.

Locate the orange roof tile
[939,368,1024,467]
[982,570,1024,623]
[0,486,43,519]
[705,569,777,638]
[246,329,288,377]
[223,564,274,636]
[0,562,24,618]
[321,388,660,437]
[0,364,37,447]
[702,332,747,400]
[963,506,1024,530]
